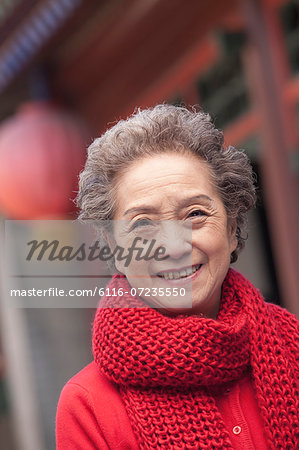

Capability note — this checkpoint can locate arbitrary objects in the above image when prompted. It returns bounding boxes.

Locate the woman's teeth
[157,264,201,280]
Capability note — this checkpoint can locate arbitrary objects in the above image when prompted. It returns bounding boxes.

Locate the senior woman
[56,105,298,449]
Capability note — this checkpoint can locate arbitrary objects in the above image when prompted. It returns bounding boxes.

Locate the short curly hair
[77,104,256,263]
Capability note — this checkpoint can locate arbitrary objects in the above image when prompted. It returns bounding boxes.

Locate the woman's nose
[158,221,192,260]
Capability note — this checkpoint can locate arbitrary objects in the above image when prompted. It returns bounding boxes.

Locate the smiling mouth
[156,264,202,280]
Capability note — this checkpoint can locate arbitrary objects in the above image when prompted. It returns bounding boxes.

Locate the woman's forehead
[116,151,212,183]
[113,153,221,218]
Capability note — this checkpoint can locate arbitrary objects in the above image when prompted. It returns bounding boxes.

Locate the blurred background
[0,0,298,448]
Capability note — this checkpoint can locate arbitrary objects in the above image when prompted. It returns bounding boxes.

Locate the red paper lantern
[0,101,88,218]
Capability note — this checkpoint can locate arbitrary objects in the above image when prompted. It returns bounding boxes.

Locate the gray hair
[76,104,256,263]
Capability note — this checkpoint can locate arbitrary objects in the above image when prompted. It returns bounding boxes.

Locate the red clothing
[56,362,139,449]
[208,371,269,450]
[56,361,269,449]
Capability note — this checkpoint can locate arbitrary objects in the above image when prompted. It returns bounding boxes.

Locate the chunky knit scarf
[93,269,298,449]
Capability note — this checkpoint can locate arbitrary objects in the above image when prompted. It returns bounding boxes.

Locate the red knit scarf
[93,269,299,449]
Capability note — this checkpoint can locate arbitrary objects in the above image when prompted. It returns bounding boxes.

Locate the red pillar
[242,0,299,316]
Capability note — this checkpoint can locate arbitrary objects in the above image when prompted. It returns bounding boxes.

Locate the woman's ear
[228,219,238,253]
[102,229,116,254]
[102,230,123,274]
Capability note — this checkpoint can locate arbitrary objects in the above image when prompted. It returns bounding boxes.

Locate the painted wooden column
[242,0,299,316]
[0,218,45,450]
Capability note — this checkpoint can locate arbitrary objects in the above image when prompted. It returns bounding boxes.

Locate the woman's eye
[188,210,207,218]
[131,219,152,230]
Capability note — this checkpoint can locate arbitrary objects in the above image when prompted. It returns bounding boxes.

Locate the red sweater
[56,361,269,449]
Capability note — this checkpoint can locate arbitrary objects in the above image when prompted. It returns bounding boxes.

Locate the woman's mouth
[156,264,202,280]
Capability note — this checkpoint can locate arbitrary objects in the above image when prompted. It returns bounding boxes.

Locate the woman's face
[110,152,237,318]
